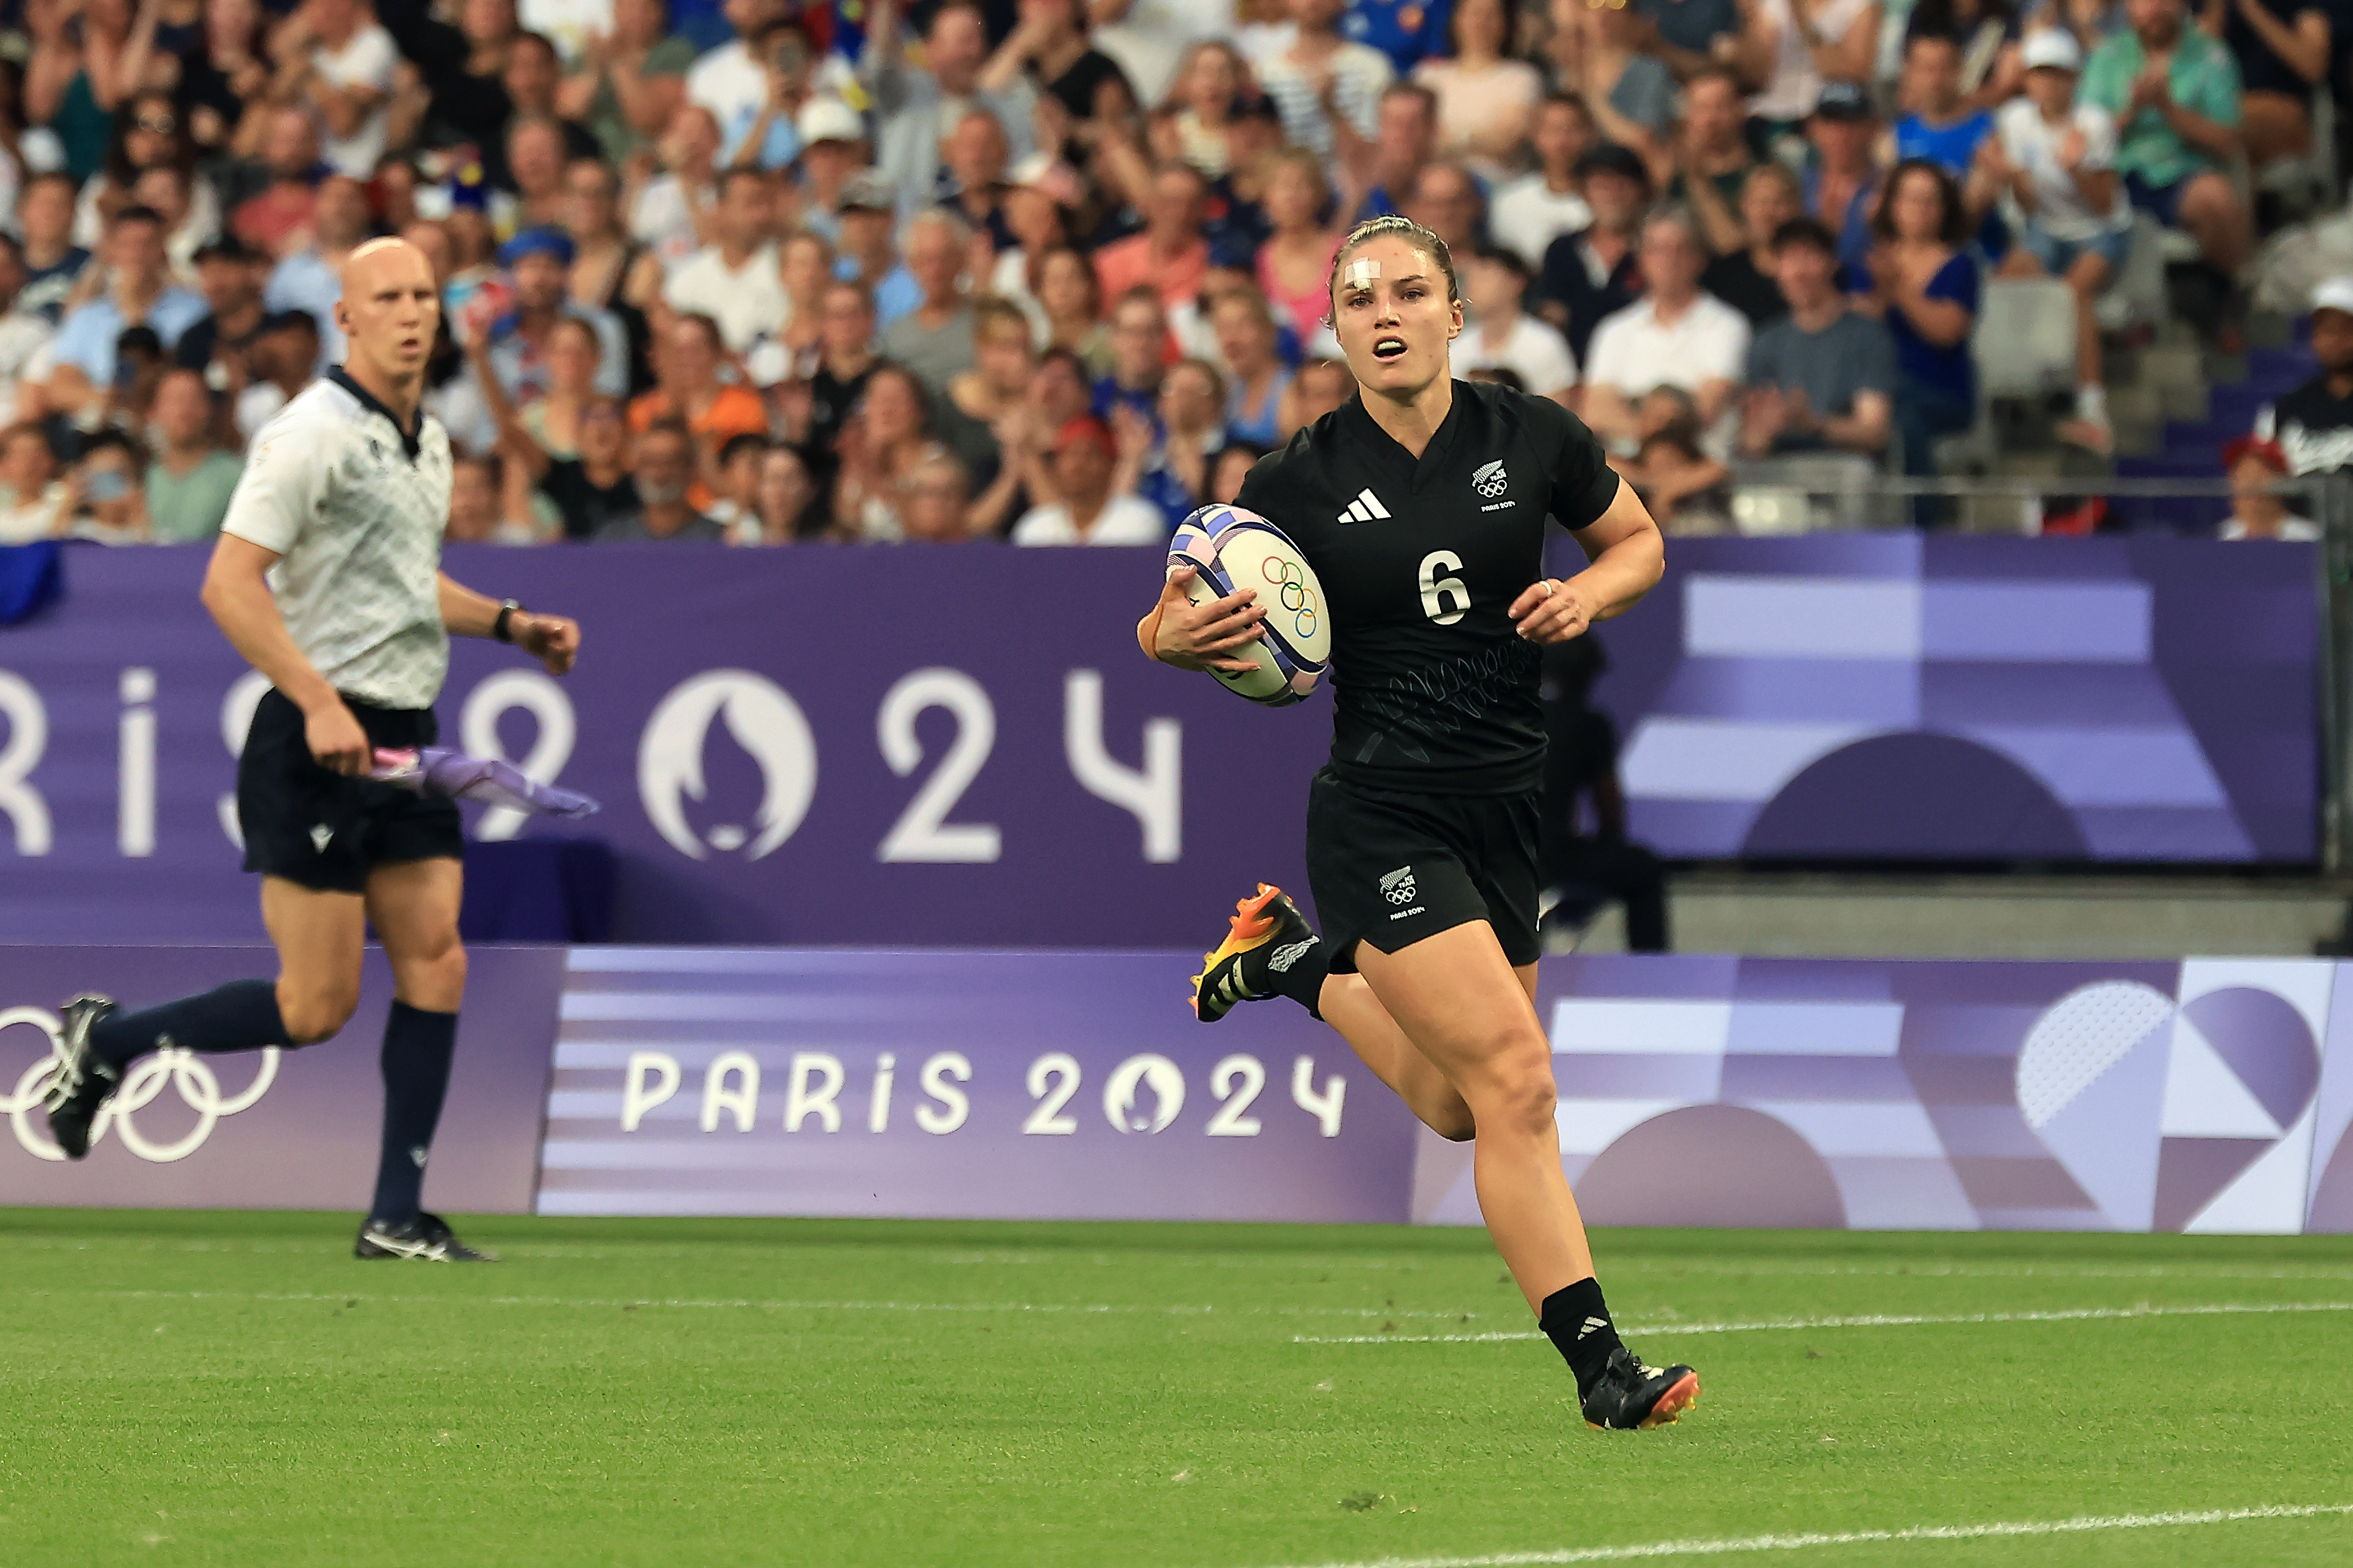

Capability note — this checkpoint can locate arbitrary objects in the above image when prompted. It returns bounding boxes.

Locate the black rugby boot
[1580,1345,1701,1431]
[354,1211,500,1262]
[1191,884,1321,1022]
[43,994,122,1160]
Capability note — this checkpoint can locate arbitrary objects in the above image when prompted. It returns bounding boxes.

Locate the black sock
[1540,1277,1624,1398]
[368,1002,458,1228]
[1257,934,1329,1018]
[88,980,291,1068]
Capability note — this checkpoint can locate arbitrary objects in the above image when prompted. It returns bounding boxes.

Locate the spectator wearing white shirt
[1490,95,1596,273]
[1257,0,1395,162]
[0,238,57,429]
[2218,437,2321,541]
[1972,28,2128,451]
[1457,247,1578,405]
[275,0,400,178]
[865,0,1038,226]
[631,104,723,274]
[0,424,67,543]
[1581,205,1752,460]
[687,0,851,165]
[663,167,792,354]
[1012,414,1169,543]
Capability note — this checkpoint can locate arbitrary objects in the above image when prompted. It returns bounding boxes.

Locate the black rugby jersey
[1235,378,1621,796]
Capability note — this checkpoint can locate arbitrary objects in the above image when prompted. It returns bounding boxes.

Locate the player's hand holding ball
[513,612,582,676]
[1511,577,1597,645]
[1145,565,1266,674]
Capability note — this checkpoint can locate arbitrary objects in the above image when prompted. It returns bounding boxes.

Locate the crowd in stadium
[0,0,2342,545]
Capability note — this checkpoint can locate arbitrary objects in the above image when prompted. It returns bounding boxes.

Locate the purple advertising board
[0,539,2319,957]
[1415,952,2353,1235]
[535,947,1420,1221]
[0,945,561,1213]
[8,943,2353,1234]
[1575,536,2321,863]
[0,545,1330,947]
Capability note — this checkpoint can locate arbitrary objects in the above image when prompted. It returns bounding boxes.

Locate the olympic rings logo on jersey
[0,1006,279,1163]
[1261,557,1318,640]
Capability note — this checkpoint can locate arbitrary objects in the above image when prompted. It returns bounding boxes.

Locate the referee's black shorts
[238,689,464,894]
[1304,767,1542,973]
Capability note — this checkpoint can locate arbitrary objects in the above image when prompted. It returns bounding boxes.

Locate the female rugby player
[1136,214,1697,1431]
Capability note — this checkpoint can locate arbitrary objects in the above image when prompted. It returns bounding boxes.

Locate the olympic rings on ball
[1260,556,1318,639]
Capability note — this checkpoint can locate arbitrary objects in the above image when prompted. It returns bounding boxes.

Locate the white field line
[1291,1299,2353,1345]
[2,1287,1487,1321]
[10,1237,2353,1286]
[1252,1502,2353,1568]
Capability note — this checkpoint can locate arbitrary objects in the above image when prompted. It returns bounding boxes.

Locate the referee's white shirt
[221,368,455,712]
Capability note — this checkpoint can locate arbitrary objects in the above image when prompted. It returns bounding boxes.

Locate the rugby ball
[1167,505,1330,706]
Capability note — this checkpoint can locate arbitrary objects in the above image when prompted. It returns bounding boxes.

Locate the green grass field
[3,1211,2350,1568]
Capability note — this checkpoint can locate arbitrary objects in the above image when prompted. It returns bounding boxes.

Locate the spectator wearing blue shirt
[1131,356,1228,531]
[1893,34,1995,177]
[484,228,632,403]
[1803,83,1883,286]
[263,176,377,368]
[1855,160,1979,525]
[1345,0,1452,72]
[1093,286,1168,427]
[44,206,206,420]
[1353,83,1442,224]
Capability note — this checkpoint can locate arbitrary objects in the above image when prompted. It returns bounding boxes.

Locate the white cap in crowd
[2020,30,2083,73]
[795,97,864,148]
[2313,277,2353,317]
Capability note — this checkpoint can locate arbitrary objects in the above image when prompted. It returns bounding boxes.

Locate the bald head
[337,238,442,390]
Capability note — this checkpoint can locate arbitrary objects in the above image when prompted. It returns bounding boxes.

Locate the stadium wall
[6,947,2353,1235]
[0,538,2319,955]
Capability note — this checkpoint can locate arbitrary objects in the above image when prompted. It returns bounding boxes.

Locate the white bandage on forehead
[1342,258,1381,291]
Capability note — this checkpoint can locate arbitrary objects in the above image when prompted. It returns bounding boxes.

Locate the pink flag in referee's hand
[369,747,600,819]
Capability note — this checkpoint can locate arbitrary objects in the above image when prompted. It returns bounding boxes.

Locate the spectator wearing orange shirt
[627,312,768,510]
[1092,161,1211,312]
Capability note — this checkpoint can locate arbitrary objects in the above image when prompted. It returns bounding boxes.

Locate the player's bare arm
[200,531,372,776]
[436,572,582,676]
[1135,565,1264,674]
[1511,480,1667,646]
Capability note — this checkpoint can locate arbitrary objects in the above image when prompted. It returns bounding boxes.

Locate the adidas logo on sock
[1577,1315,1611,1338]
[1337,488,1392,524]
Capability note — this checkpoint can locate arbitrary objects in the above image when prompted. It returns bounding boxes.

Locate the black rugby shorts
[237,689,464,894]
[1304,767,1542,972]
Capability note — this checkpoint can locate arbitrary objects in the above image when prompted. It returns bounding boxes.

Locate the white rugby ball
[1167,505,1330,706]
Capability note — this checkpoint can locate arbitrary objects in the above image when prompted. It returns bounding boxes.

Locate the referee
[42,237,582,1263]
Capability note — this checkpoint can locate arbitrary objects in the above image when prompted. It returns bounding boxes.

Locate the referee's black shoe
[355,1212,500,1262]
[1191,883,1317,1022]
[43,994,122,1160]
[1581,1345,1701,1431]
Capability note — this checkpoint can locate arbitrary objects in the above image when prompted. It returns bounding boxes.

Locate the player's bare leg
[1355,922,1698,1429]
[1355,924,1593,1301]
[1316,973,1475,1141]
[354,855,492,1261]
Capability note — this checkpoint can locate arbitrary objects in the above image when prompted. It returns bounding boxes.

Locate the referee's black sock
[1539,1277,1624,1399]
[368,1001,457,1228]
[88,980,291,1068]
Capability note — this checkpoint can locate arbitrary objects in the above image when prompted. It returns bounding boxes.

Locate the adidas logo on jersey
[1338,488,1392,524]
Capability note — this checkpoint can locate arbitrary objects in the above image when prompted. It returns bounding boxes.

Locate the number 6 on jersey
[1418,550,1469,625]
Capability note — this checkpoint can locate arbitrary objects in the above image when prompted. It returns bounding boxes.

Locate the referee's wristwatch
[492,599,524,644]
